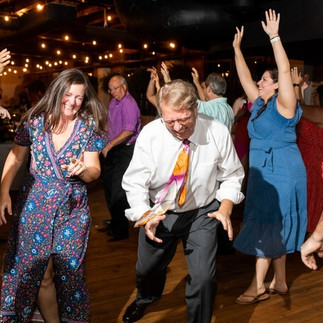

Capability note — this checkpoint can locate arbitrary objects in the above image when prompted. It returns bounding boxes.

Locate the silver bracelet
[270,36,280,43]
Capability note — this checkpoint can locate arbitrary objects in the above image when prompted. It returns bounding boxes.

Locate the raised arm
[261,9,296,118]
[232,96,245,116]
[146,67,159,108]
[191,67,206,101]
[160,62,171,83]
[291,67,304,103]
[233,26,258,103]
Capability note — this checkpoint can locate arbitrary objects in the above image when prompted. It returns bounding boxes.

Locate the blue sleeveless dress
[233,94,307,258]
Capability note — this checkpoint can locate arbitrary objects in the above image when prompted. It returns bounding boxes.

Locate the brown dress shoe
[122,301,147,322]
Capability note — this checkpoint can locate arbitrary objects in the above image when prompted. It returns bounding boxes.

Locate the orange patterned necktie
[157,139,190,206]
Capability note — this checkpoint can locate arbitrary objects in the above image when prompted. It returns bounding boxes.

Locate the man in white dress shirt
[122,79,244,323]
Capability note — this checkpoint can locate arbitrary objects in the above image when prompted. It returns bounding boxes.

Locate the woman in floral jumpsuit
[0,69,107,322]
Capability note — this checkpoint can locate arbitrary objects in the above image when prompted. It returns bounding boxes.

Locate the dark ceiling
[0,0,322,73]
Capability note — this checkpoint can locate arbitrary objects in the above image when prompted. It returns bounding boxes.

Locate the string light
[36,4,44,11]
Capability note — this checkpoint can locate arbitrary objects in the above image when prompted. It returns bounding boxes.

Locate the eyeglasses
[162,114,192,127]
[108,84,123,94]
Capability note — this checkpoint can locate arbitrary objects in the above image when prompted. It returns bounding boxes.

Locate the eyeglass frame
[107,84,124,94]
[161,113,193,127]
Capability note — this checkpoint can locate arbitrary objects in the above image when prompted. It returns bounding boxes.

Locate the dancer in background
[232,10,307,304]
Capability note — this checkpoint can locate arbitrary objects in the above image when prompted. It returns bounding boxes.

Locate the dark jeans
[101,144,134,237]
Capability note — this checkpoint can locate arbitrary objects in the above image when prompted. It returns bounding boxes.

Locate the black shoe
[103,219,112,227]
[122,301,147,322]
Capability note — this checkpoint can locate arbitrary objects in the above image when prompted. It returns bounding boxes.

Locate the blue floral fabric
[1,115,105,323]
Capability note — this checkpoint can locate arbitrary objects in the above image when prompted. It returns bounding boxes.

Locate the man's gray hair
[156,79,197,116]
[205,73,227,96]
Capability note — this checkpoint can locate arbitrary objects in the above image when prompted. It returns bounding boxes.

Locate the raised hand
[147,66,158,80]
[261,9,280,38]
[0,48,11,73]
[191,67,200,84]
[233,26,244,49]
[291,67,302,85]
[160,62,171,83]
[0,106,11,119]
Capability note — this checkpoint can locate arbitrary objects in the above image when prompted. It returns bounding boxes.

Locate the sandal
[235,292,270,305]
[264,282,288,295]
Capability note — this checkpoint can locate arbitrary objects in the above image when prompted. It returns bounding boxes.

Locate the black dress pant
[101,144,134,238]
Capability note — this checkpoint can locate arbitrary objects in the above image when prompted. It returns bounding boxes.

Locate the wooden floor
[1,180,323,322]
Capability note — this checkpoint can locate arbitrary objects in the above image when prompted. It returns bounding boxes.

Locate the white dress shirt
[122,114,245,221]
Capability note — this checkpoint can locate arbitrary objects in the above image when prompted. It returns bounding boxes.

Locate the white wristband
[270,36,280,43]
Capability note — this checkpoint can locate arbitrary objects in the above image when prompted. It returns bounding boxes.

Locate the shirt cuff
[125,204,151,222]
[215,189,245,205]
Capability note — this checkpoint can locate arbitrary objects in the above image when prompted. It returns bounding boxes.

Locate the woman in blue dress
[0,69,107,322]
[232,10,307,305]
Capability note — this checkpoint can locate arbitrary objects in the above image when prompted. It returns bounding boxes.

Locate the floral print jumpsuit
[1,115,105,323]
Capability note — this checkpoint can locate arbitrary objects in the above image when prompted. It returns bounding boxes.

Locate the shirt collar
[188,114,209,146]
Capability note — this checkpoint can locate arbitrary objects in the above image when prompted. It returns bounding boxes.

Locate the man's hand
[208,210,233,241]
[101,143,113,157]
[191,67,200,85]
[144,214,166,243]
